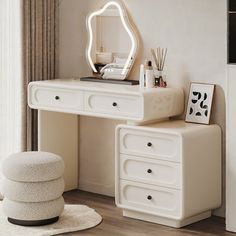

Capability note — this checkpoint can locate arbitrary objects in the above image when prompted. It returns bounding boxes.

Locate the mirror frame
[86,0,138,79]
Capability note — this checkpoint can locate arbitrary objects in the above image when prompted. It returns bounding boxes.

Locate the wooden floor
[63,190,234,236]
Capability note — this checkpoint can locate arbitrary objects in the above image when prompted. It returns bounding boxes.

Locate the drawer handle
[55,96,60,100]
[112,102,117,107]
[147,169,152,174]
[147,142,152,147]
[147,195,152,200]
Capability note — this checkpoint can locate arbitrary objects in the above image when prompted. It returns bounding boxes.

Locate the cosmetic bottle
[139,64,145,89]
[145,61,154,88]
[144,60,149,87]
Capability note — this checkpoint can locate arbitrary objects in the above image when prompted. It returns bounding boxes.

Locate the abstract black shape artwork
[185,83,215,124]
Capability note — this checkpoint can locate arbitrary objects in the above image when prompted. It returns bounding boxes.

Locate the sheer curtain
[0,1,24,165]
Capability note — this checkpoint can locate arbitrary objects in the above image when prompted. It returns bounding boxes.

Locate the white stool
[1,151,65,226]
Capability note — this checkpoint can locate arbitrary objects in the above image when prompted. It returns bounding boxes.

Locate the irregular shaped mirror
[86,1,138,81]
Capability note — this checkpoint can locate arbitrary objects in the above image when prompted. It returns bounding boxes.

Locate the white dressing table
[28,78,222,228]
[26,0,221,228]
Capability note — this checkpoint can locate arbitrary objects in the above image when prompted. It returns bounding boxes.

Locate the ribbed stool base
[8,216,59,226]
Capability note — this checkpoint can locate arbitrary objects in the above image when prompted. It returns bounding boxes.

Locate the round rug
[0,204,102,236]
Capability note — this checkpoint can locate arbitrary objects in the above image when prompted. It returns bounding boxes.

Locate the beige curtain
[23,0,59,151]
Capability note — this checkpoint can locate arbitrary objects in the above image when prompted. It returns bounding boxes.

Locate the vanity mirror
[82,0,139,84]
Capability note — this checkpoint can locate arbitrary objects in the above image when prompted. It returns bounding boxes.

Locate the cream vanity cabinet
[115,120,222,228]
[28,79,184,122]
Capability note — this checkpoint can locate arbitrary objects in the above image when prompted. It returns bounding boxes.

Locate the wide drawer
[85,92,142,118]
[119,128,181,162]
[120,154,181,189]
[29,86,84,112]
[119,180,181,218]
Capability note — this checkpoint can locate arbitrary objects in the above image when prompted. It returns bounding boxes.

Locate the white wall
[38,111,79,191]
[58,0,227,216]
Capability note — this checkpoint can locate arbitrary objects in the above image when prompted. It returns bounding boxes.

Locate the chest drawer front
[119,180,181,218]
[30,86,84,111]
[85,92,142,118]
[120,129,181,162]
[120,154,181,189]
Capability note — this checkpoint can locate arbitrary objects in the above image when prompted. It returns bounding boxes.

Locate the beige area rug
[0,204,102,236]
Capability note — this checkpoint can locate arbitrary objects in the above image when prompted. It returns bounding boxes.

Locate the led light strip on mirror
[86,1,138,76]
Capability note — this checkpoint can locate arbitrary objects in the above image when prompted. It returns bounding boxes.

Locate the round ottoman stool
[1,151,65,226]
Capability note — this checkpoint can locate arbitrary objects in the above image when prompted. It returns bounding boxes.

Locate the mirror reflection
[86,1,138,81]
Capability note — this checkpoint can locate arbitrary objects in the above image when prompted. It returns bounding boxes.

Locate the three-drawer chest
[115,120,221,228]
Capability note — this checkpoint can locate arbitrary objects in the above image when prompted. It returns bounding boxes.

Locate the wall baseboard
[78,181,115,197]
[213,204,225,218]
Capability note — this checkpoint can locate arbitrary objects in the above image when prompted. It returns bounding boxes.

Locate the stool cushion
[2,197,64,221]
[2,152,64,182]
[1,177,64,202]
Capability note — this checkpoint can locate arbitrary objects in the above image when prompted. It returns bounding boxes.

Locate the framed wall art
[185,83,215,124]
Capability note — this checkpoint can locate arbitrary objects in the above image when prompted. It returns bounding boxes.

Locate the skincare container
[145,61,154,88]
[139,64,145,89]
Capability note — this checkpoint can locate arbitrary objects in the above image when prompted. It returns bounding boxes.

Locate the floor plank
[62,190,234,236]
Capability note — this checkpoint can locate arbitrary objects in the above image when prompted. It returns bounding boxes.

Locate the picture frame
[185,83,215,125]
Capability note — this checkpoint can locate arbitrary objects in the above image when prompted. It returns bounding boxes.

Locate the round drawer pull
[55,96,60,100]
[147,195,152,200]
[147,142,152,147]
[147,169,152,174]
[112,102,117,107]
